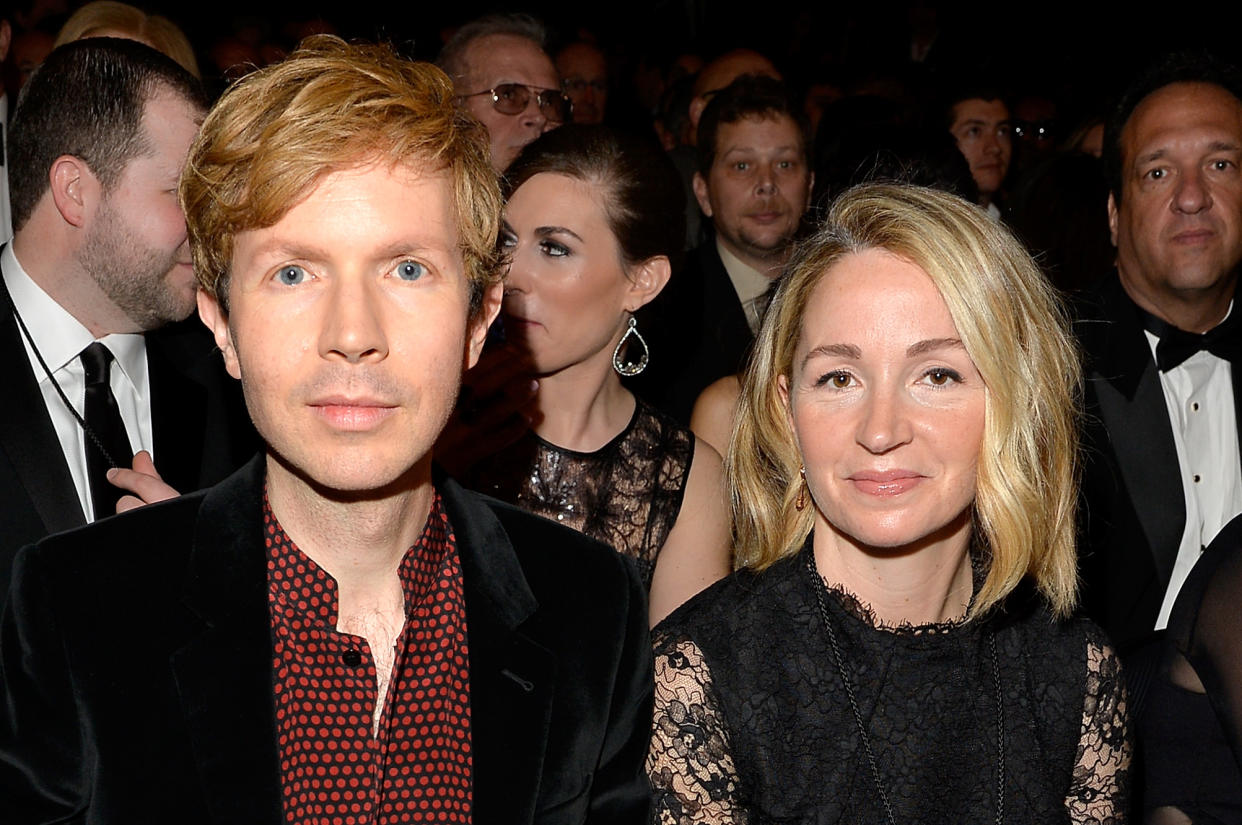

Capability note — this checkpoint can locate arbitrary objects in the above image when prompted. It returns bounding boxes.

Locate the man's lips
[847,470,926,496]
[1171,228,1216,245]
[309,396,397,430]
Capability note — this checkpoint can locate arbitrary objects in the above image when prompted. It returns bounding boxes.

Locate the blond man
[0,36,651,825]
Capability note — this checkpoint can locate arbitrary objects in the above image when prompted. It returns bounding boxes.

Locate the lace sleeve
[647,634,745,825]
[1064,633,1132,824]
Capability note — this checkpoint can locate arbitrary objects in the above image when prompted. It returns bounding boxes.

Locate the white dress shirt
[1146,324,1242,629]
[3,244,153,521]
[717,240,775,335]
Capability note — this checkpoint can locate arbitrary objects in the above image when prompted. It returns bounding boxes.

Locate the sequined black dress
[466,399,694,588]
[648,542,1131,824]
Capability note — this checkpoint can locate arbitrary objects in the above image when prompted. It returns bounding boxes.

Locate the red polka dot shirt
[265,491,472,824]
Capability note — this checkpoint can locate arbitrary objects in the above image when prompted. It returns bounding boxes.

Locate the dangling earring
[795,466,808,512]
[612,316,650,376]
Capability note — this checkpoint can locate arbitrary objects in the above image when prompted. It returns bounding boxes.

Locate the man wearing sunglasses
[438,13,568,172]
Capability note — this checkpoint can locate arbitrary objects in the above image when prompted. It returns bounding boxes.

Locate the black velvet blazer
[0,456,653,824]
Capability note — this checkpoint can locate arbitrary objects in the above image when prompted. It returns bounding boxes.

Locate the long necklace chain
[10,304,125,469]
[804,552,1006,825]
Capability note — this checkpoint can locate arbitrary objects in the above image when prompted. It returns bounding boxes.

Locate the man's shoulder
[8,489,210,606]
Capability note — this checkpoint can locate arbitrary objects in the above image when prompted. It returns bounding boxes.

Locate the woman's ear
[624,255,672,312]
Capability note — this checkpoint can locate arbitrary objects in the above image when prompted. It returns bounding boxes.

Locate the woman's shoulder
[653,552,806,645]
[994,592,1120,696]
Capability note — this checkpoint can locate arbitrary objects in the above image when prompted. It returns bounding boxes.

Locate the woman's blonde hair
[55,1,200,78]
[730,182,1081,618]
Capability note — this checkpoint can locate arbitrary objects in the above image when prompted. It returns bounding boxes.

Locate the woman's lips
[847,470,926,496]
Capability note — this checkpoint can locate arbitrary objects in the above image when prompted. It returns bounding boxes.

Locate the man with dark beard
[0,38,255,589]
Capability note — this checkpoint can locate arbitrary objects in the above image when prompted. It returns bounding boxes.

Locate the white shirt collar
[3,243,148,394]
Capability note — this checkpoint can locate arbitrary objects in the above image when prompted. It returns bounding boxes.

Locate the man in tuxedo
[0,36,651,824]
[0,38,254,593]
[641,75,812,423]
[437,13,568,172]
[1078,52,1242,650]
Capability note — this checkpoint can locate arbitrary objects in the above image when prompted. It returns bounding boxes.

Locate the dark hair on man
[1102,50,1242,201]
[8,37,206,232]
[505,125,685,268]
[695,74,807,177]
[935,81,1009,132]
[436,13,547,86]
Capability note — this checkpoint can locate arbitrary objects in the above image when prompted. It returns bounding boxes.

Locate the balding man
[438,13,571,171]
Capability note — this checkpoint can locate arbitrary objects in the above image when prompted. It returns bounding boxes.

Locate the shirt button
[1192,402,1200,412]
[342,649,362,667]
[1193,474,1202,483]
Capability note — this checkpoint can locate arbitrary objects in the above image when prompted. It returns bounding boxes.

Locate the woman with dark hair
[464,125,730,625]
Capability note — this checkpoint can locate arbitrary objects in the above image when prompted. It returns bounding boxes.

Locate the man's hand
[107,451,182,513]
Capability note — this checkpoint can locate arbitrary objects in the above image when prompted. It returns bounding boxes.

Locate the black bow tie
[1138,307,1242,372]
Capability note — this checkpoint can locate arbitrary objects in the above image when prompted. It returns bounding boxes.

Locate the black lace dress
[648,542,1131,825]
[465,399,694,588]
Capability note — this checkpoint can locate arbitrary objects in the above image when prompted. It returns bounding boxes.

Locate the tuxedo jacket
[632,239,754,424]
[1076,273,1242,651]
[0,457,653,824]
[0,260,257,596]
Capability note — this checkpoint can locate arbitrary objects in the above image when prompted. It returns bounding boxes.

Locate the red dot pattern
[266,491,472,824]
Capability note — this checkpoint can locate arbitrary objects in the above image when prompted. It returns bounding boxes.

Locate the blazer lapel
[170,457,282,825]
[439,474,554,825]
[0,262,85,533]
[1081,278,1185,581]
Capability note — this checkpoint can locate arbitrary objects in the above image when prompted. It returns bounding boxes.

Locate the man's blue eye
[395,260,426,281]
[277,265,306,285]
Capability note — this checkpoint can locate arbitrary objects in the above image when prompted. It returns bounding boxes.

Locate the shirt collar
[716,238,773,307]
[4,243,148,393]
[264,488,455,626]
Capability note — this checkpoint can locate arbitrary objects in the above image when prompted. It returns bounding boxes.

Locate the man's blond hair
[181,35,504,314]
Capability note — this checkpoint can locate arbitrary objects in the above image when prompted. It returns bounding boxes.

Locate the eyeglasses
[458,84,572,124]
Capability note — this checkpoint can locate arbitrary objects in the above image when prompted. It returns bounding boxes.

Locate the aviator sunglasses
[459,83,573,124]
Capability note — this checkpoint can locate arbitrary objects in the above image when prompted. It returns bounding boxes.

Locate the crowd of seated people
[2,1,1242,822]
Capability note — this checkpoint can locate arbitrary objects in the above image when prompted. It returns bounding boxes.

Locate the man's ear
[688,96,708,135]
[197,289,241,380]
[49,156,97,228]
[467,280,503,369]
[692,172,713,217]
[1106,191,1119,248]
[624,255,672,312]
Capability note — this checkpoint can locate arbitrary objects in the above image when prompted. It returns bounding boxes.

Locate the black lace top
[466,398,694,588]
[648,543,1131,824]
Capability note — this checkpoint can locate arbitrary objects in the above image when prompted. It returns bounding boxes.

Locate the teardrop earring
[612,317,650,377]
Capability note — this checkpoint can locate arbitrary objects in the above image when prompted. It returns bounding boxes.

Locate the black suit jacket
[633,239,754,424]
[0,260,257,595]
[0,457,653,824]
[1076,273,1242,650]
